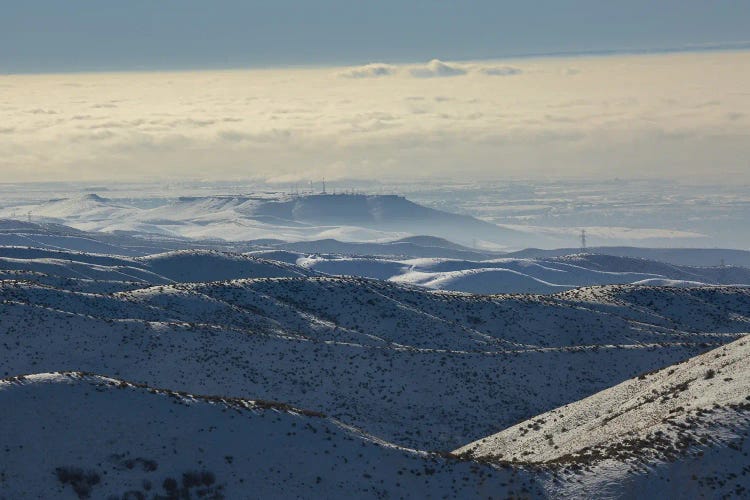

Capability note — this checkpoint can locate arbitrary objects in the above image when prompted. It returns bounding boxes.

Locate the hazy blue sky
[2,1,749,72]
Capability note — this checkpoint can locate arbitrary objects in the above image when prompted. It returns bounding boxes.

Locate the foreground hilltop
[456,335,750,498]
[2,341,747,498]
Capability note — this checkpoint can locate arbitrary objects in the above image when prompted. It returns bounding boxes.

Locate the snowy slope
[3,218,749,295]
[270,238,501,260]
[0,247,315,289]
[0,372,543,499]
[509,246,750,268]
[21,194,139,223]
[2,266,748,450]
[304,253,750,294]
[2,240,749,498]
[455,336,750,498]
[394,267,573,294]
[0,218,243,256]
[245,249,306,264]
[297,255,409,280]
[137,250,315,281]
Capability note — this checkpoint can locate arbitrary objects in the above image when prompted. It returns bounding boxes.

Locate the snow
[1,211,749,497]
[0,372,542,499]
[455,336,750,498]
[308,253,750,294]
[138,250,315,282]
[393,267,573,294]
[2,259,748,451]
[0,193,534,248]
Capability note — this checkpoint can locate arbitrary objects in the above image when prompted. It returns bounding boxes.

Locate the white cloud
[338,63,397,78]
[409,59,467,78]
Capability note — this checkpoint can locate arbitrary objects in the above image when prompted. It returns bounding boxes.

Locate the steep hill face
[2,268,748,450]
[0,373,543,499]
[455,336,750,498]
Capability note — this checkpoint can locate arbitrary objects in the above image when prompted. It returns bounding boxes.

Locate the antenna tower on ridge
[580,229,587,252]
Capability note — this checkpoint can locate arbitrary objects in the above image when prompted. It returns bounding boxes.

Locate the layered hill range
[1,225,749,497]
[2,218,749,295]
[0,193,540,248]
[1,191,721,249]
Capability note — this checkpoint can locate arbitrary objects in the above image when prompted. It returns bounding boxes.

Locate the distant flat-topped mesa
[0,193,547,248]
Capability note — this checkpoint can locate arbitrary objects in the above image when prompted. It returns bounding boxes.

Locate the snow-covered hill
[21,193,139,224]
[137,250,315,282]
[3,217,749,294]
[510,246,750,268]
[1,193,540,248]
[2,237,749,497]
[0,372,543,499]
[2,255,748,450]
[0,218,237,256]
[0,247,316,293]
[302,253,750,294]
[265,236,502,260]
[455,335,750,498]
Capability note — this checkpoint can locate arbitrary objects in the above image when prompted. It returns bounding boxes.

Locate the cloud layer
[338,63,397,79]
[337,60,523,79]
[1,52,749,183]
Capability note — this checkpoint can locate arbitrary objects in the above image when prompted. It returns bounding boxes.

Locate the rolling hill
[2,253,748,450]
[303,253,750,294]
[455,335,750,498]
[1,233,749,497]
[0,372,542,499]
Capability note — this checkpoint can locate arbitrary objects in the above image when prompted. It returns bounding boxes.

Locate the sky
[2,1,749,73]
[1,2,749,184]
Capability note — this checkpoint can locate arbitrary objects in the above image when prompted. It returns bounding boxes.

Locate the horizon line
[2,40,749,76]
